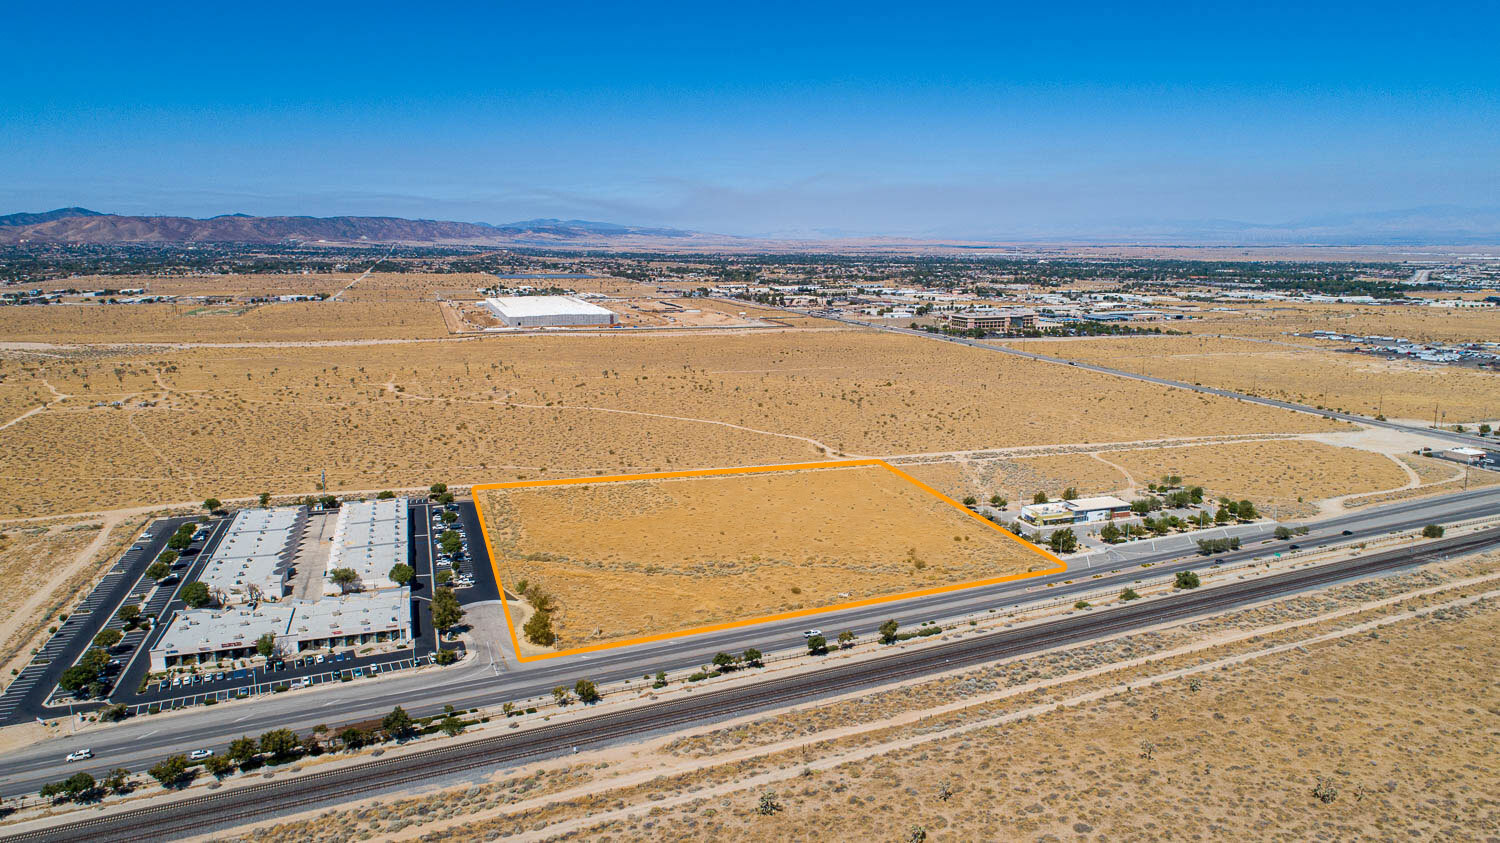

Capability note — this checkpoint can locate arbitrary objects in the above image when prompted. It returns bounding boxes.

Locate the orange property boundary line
[471,459,1067,663]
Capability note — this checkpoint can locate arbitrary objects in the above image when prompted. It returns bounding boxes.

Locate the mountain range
[0,209,706,247]
[1,206,1497,248]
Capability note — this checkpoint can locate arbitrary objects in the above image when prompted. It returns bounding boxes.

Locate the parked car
[65,749,94,762]
[187,748,213,761]
[315,654,325,664]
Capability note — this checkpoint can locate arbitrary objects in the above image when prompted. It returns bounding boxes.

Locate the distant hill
[0,210,705,246]
[0,207,105,227]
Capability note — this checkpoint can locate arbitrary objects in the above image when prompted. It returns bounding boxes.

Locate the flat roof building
[148,589,411,671]
[325,498,410,595]
[198,506,305,604]
[943,308,1036,334]
[1020,495,1132,527]
[483,295,617,328]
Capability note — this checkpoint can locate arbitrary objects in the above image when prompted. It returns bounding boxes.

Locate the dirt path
[0,514,125,673]
[1088,451,1136,496]
[0,378,71,432]
[384,383,843,458]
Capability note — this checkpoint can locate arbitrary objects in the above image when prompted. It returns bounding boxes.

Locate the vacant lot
[0,520,106,674]
[480,463,1050,649]
[0,301,448,343]
[1185,301,1500,344]
[1106,439,1409,516]
[0,330,1345,517]
[1009,334,1500,422]
[574,584,1500,841]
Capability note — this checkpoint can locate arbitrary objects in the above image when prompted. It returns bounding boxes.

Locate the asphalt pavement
[1,483,1495,798]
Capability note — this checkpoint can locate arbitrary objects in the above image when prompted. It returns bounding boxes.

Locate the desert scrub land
[1183,301,1500,344]
[1007,334,1500,422]
[571,594,1500,842]
[0,330,1344,517]
[0,520,112,677]
[480,463,1050,649]
[0,300,449,343]
[1104,439,1409,517]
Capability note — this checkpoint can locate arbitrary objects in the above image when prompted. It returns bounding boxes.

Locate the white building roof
[1447,447,1487,457]
[1066,495,1131,511]
[483,295,614,319]
[150,589,410,664]
[325,498,409,595]
[198,507,303,603]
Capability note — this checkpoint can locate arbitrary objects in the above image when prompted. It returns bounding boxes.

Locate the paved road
[12,526,1500,842]
[1,484,1495,798]
[787,305,1496,450]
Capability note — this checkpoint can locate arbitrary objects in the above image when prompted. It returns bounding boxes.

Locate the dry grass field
[1008,334,1500,422]
[570,591,1500,841]
[0,330,1344,518]
[1105,439,1409,516]
[0,301,448,343]
[1183,301,1500,344]
[480,463,1049,649]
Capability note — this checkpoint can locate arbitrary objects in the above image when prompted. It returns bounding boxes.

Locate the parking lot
[0,515,202,725]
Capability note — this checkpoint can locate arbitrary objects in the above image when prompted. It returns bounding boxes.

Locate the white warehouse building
[325,497,410,595]
[483,295,617,328]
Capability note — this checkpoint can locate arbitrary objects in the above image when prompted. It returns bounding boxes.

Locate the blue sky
[2,1,1497,237]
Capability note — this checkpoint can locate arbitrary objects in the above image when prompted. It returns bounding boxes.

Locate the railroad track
[9,527,1498,842]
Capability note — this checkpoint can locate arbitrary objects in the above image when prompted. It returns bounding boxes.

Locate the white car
[65,749,93,762]
[187,749,213,761]
[802,629,823,639]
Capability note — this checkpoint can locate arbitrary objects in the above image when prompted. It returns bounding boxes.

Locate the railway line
[9,526,1498,842]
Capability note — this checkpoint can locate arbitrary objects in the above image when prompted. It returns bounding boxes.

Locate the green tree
[989,494,1007,507]
[382,706,414,740]
[742,648,763,667]
[1480,423,1492,436]
[203,755,233,779]
[117,603,141,624]
[1032,491,1049,504]
[339,727,367,749]
[93,628,123,649]
[879,618,900,644]
[523,606,555,645]
[432,586,465,633]
[439,715,466,736]
[806,634,828,654]
[376,490,396,499]
[441,509,459,524]
[838,630,856,648]
[575,678,601,703]
[440,530,462,555]
[180,581,211,608]
[1048,528,1078,554]
[102,768,130,793]
[1237,500,1259,520]
[329,567,360,594]
[1120,587,1141,601]
[202,498,222,513]
[148,755,189,788]
[388,563,415,587]
[1214,507,1233,524]
[552,685,572,706]
[259,728,299,758]
[146,561,170,581]
[258,492,271,507]
[158,549,179,567]
[429,482,448,498]
[1422,524,1445,538]
[712,651,735,670]
[962,495,977,507]
[1274,525,1293,540]
[227,736,259,765]
[1100,523,1122,543]
[59,664,98,693]
[255,633,277,658]
[1062,487,1079,500]
[1174,570,1201,590]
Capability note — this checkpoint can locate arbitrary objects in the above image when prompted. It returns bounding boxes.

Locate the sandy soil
[0,330,1345,518]
[1008,334,1500,422]
[481,464,1048,648]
